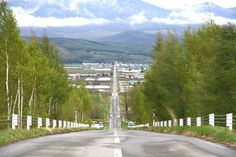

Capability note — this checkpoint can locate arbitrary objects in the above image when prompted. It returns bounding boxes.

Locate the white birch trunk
[13,79,20,114]
[28,87,35,114]
[81,111,84,122]
[17,78,21,128]
[5,39,10,120]
[48,97,52,116]
[20,77,24,128]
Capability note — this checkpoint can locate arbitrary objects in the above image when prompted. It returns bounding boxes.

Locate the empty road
[0,62,236,157]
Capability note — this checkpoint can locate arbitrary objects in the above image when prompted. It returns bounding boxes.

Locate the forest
[0,1,93,127]
[127,22,236,123]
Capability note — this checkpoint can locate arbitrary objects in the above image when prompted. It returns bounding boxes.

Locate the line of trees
[0,1,91,126]
[127,22,236,123]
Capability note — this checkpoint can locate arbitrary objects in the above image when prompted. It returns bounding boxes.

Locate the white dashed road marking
[114,128,122,157]
[114,149,122,157]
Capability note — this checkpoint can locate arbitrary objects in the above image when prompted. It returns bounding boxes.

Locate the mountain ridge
[100,31,156,46]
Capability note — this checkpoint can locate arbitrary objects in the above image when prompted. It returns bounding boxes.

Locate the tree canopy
[127,23,236,123]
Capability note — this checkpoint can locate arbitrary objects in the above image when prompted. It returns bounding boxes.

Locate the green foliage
[128,22,236,122]
[61,83,92,122]
[125,83,152,124]
[144,32,184,120]
[0,2,94,128]
[0,0,26,116]
[90,93,110,123]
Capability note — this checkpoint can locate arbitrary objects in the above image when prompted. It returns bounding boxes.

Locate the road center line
[114,137,120,143]
[114,149,122,157]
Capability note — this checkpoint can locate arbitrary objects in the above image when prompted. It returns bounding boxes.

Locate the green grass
[135,126,236,148]
[0,127,91,146]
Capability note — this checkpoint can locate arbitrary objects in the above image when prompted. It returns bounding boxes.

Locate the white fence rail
[153,113,235,130]
[0,113,89,130]
[134,123,149,128]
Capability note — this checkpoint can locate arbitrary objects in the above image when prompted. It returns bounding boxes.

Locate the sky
[142,0,236,9]
[7,0,236,27]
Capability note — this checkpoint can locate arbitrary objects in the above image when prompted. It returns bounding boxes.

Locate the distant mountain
[8,0,234,40]
[8,0,235,22]
[193,2,236,18]
[13,0,235,63]
[100,31,156,46]
[8,0,170,19]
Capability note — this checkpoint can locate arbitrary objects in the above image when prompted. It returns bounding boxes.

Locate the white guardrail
[153,113,235,130]
[9,113,89,130]
[128,123,149,129]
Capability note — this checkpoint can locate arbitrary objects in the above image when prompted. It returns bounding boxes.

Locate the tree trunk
[13,78,20,114]
[48,97,53,117]
[20,76,24,128]
[81,111,84,122]
[5,39,10,120]
[28,86,35,114]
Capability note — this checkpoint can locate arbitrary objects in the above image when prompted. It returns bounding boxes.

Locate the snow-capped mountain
[8,0,235,23]
[6,0,236,38]
[8,0,170,19]
[191,2,236,18]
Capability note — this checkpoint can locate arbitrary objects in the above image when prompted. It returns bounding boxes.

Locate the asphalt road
[0,63,236,157]
[1,129,236,157]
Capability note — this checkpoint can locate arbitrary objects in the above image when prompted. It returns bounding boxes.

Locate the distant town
[65,63,149,93]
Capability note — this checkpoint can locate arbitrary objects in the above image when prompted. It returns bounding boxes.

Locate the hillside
[50,37,153,64]
[100,31,156,46]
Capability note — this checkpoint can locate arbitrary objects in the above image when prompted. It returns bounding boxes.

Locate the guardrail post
[63,120,66,128]
[209,113,215,127]
[179,118,183,126]
[12,114,18,129]
[46,118,50,128]
[161,121,163,127]
[226,113,233,130]
[187,117,191,126]
[58,120,62,128]
[157,121,159,127]
[153,122,157,127]
[196,117,201,126]
[38,117,42,128]
[27,115,32,130]
[164,121,167,127]
[53,120,57,128]
[173,119,177,126]
[168,120,172,127]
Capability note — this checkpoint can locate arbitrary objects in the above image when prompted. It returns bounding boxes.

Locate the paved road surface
[1,129,236,157]
[0,62,236,157]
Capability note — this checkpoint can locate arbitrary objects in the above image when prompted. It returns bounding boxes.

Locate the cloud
[142,0,236,9]
[152,10,236,25]
[11,6,110,27]
[9,0,236,27]
[128,11,148,25]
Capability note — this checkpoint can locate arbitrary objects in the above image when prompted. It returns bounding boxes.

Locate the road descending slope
[0,63,236,157]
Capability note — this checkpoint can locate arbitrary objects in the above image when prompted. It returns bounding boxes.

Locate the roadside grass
[0,127,91,146]
[134,126,236,148]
